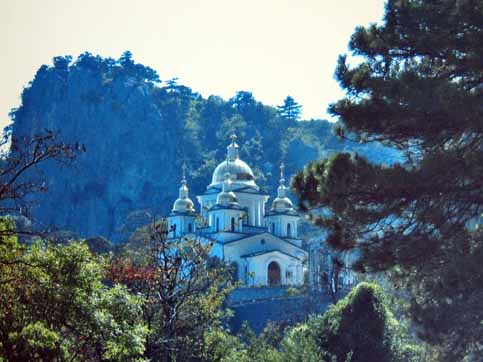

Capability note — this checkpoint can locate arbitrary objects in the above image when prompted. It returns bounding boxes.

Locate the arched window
[287,223,292,238]
[188,223,193,233]
[271,223,275,234]
[268,261,281,286]
[172,223,177,237]
[216,217,220,232]
[231,217,235,232]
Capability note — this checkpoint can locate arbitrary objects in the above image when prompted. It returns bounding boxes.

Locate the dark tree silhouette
[0,131,79,237]
[293,1,483,360]
[277,96,302,124]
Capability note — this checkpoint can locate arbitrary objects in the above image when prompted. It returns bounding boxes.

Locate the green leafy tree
[0,230,147,362]
[278,324,320,362]
[293,1,483,360]
[202,326,250,362]
[108,220,234,362]
[310,283,423,362]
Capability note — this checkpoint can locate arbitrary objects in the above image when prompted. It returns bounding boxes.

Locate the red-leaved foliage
[106,257,158,291]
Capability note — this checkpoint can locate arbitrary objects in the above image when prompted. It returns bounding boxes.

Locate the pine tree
[292,1,483,360]
[276,96,302,124]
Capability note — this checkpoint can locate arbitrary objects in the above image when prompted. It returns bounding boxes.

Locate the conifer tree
[277,96,302,124]
[293,1,483,359]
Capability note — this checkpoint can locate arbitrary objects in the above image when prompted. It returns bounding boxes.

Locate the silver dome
[272,195,294,211]
[173,197,195,213]
[172,165,196,213]
[216,189,238,205]
[216,173,241,206]
[209,134,258,190]
[210,159,256,188]
[271,163,294,212]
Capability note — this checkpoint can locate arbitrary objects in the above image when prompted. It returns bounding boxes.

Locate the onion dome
[209,134,257,190]
[216,173,240,206]
[172,164,195,213]
[271,163,294,211]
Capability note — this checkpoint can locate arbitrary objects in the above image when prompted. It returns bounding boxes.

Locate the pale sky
[0,0,386,130]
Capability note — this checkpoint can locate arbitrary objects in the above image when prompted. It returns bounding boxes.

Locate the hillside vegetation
[8,52,398,240]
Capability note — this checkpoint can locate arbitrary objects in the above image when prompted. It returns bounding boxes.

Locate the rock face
[9,53,399,241]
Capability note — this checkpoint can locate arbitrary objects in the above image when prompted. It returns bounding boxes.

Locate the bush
[311,282,422,362]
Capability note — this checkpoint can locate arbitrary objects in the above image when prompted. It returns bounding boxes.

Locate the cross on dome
[181,162,187,184]
[181,162,186,181]
[172,163,195,213]
[271,162,293,211]
[280,162,286,184]
[227,133,240,161]
[278,162,287,197]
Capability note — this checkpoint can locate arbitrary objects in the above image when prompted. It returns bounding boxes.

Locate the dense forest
[8,52,398,240]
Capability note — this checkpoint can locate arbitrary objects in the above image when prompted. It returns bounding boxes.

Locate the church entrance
[268,261,281,286]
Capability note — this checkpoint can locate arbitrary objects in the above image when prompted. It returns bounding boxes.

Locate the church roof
[169,210,198,217]
[265,209,299,217]
[240,249,303,260]
[200,185,269,196]
[221,232,306,251]
[208,203,245,211]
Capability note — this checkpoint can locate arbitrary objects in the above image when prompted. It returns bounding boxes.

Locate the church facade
[166,135,308,287]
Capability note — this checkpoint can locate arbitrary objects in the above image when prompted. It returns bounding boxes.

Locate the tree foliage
[311,282,422,362]
[293,0,483,359]
[277,96,302,124]
[204,283,424,362]
[0,131,79,223]
[0,227,147,362]
[107,220,234,362]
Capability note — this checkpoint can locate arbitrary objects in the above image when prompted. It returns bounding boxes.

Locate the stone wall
[226,287,334,333]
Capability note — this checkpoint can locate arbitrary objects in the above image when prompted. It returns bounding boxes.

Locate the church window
[231,217,235,232]
[271,223,275,234]
[287,223,292,238]
[286,270,293,279]
[231,262,239,282]
[188,223,193,233]
[216,217,220,232]
[172,223,177,237]
[260,239,265,245]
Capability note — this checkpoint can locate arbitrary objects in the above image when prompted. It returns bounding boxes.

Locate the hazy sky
[0,0,385,130]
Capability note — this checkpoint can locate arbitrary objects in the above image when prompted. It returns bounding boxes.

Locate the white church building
[166,135,308,287]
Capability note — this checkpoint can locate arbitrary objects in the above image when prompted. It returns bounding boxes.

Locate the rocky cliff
[9,52,399,240]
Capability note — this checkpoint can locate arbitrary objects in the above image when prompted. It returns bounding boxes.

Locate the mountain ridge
[9,52,399,240]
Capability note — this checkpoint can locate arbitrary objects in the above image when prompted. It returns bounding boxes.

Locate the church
[166,134,308,287]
